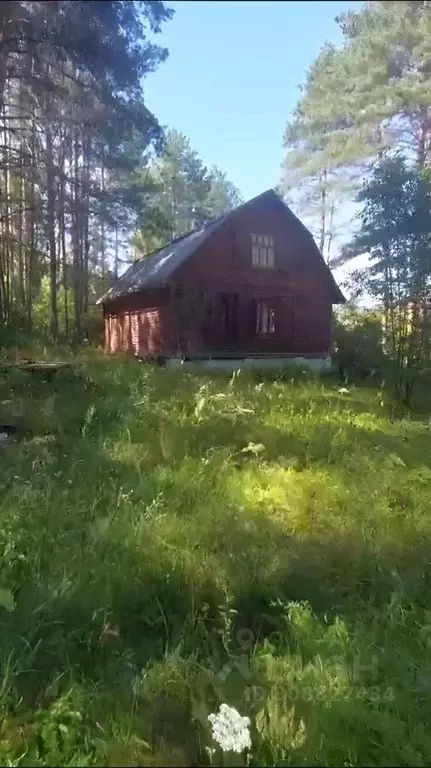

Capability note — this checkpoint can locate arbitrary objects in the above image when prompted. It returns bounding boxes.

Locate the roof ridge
[132,190,278,264]
[133,213,226,265]
[96,188,348,307]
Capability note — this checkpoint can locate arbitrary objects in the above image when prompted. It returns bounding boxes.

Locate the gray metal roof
[97,190,345,305]
[96,219,221,304]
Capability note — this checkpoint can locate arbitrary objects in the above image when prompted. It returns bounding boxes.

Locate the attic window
[251,234,275,268]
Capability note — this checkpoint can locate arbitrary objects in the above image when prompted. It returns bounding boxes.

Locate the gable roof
[96,219,222,304]
[97,189,345,305]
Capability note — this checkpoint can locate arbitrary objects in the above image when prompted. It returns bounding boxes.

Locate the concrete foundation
[166,356,332,373]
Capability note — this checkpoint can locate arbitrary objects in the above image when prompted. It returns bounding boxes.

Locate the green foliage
[206,166,244,219]
[333,306,385,378]
[281,1,431,265]
[133,130,243,255]
[284,2,431,171]
[85,306,105,346]
[0,0,174,340]
[347,155,431,401]
[0,354,430,765]
[21,1,174,100]
[33,277,75,339]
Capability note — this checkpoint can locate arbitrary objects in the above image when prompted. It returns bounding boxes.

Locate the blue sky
[145,0,362,201]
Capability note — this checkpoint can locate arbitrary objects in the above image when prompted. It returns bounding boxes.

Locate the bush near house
[332,307,385,380]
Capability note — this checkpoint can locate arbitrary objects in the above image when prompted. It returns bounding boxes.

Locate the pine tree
[133,130,243,257]
[349,154,431,402]
[0,0,173,340]
[285,2,430,171]
[281,1,431,263]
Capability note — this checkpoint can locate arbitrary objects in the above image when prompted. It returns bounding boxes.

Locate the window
[251,233,275,268]
[256,300,276,335]
[219,293,238,336]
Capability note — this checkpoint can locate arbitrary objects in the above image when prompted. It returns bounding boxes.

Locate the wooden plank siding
[102,192,340,360]
[170,194,333,357]
[103,286,176,357]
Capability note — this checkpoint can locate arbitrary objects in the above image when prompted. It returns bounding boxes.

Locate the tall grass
[0,355,430,765]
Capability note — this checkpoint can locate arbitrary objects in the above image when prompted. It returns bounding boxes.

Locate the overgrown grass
[0,354,430,765]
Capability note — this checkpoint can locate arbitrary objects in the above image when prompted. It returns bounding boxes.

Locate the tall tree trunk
[417,108,430,170]
[26,99,37,333]
[18,175,26,311]
[3,97,12,325]
[58,121,69,336]
[60,190,68,337]
[319,168,327,255]
[17,70,26,312]
[114,224,119,281]
[326,200,335,266]
[0,3,19,113]
[46,122,58,336]
[72,129,82,341]
[100,153,105,279]
[82,135,91,337]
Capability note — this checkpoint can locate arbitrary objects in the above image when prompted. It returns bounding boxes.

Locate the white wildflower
[208,703,251,753]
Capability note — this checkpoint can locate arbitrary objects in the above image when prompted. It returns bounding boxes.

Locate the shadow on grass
[2,427,430,658]
[0,362,430,764]
[3,451,430,764]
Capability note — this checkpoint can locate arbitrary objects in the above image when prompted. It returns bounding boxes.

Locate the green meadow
[0,354,430,766]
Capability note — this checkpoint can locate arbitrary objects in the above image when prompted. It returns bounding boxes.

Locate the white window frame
[251,234,275,268]
[256,300,276,335]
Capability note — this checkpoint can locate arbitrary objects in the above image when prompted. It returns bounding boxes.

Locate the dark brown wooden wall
[103,195,337,358]
[172,196,333,356]
[103,286,177,357]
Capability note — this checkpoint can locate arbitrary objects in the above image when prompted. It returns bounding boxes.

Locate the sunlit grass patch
[0,358,430,765]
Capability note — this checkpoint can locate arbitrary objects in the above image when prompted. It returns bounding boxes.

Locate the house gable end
[98,189,344,306]
[172,190,344,305]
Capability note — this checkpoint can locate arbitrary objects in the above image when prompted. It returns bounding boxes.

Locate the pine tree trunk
[100,154,105,279]
[46,122,58,337]
[114,225,119,281]
[58,123,69,337]
[319,168,327,255]
[417,109,429,170]
[3,102,12,325]
[82,135,91,337]
[60,198,68,338]
[72,129,83,342]
[26,101,37,333]
[326,200,335,266]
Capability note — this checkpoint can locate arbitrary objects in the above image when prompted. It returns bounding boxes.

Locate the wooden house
[97,189,345,369]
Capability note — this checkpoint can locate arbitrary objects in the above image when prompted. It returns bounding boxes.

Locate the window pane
[255,301,276,334]
[253,237,275,268]
[256,301,262,333]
